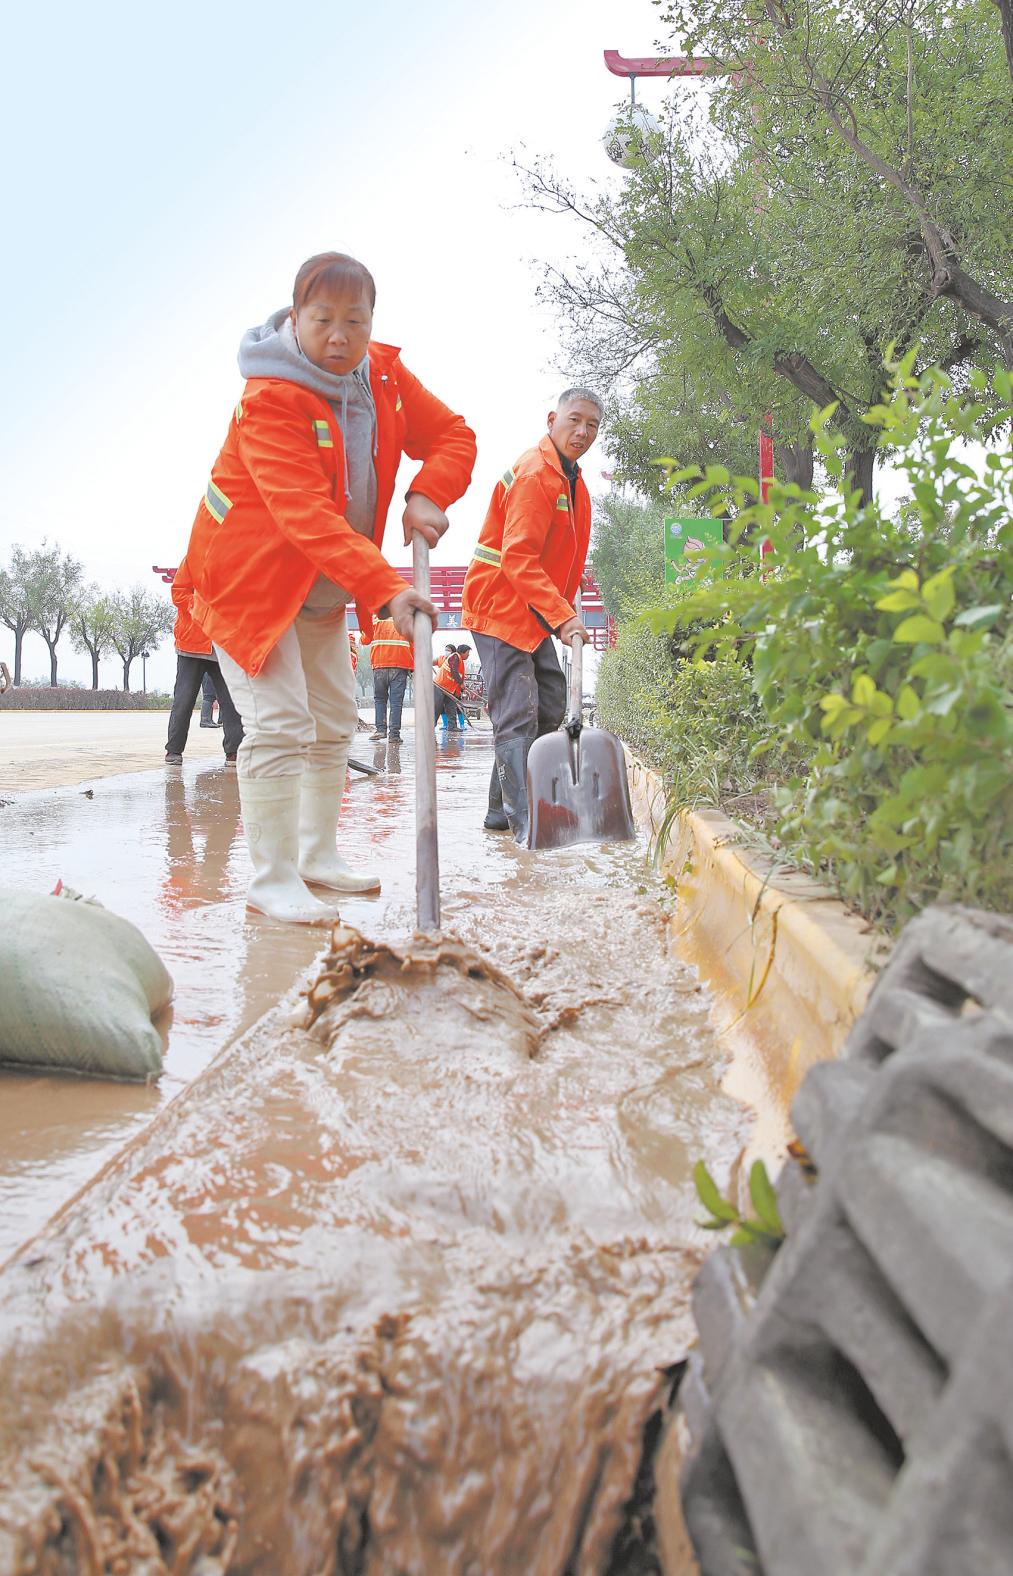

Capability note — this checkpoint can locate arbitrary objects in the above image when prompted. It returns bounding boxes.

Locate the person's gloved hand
[403,492,449,547]
[388,587,436,639]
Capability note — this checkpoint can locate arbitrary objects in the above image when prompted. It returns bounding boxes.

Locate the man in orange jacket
[461,389,600,842]
[165,556,244,764]
[184,251,475,923]
[362,614,413,742]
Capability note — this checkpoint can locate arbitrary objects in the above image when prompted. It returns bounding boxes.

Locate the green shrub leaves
[603,363,1013,931]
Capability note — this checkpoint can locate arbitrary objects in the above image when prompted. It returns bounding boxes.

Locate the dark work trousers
[166,654,244,757]
[472,633,567,744]
[433,686,459,728]
[373,667,408,734]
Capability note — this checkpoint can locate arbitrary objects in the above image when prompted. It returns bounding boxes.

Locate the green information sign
[664,516,723,582]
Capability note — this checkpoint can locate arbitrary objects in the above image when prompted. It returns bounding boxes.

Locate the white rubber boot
[298,762,381,894]
[238,775,340,925]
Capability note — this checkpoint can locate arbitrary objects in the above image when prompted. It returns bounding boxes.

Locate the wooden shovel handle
[564,591,584,737]
[412,534,440,933]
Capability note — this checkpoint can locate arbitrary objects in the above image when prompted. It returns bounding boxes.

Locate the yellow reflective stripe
[395,396,403,412]
[556,493,570,510]
[501,468,515,490]
[312,419,333,448]
[234,399,243,423]
[473,544,502,566]
[375,638,411,649]
[204,479,232,525]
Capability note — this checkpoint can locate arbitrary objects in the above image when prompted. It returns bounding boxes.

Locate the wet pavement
[1,724,509,1261]
[0,721,745,1573]
[0,709,229,791]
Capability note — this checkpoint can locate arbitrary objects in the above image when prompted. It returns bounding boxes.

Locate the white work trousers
[215,610,358,781]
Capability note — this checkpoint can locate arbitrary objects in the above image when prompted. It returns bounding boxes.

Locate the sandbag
[0,886,172,1080]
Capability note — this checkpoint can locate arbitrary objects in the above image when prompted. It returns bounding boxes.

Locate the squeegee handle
[412,533,440,934]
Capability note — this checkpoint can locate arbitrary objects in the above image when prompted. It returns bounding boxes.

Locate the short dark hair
[557,386,603,417]
[293,252,376,310]
[456,644,471,654]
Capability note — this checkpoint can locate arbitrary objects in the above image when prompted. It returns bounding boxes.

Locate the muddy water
[0,732,744,1573]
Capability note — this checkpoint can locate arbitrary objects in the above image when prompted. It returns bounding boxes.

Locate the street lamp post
[141,651,150,694]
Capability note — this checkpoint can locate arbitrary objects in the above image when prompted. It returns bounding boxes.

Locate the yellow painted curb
[627,754,890,1159]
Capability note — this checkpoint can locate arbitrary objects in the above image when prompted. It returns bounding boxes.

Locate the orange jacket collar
[539,432,578,480]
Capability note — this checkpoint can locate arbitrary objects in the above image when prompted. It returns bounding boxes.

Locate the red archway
[152,566,618,650]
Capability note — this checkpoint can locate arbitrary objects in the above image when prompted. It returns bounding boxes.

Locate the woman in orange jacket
[461,389,598,841]
[184,251,476,922]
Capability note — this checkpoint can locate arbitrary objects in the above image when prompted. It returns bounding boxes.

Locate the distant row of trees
[0,542,175,690]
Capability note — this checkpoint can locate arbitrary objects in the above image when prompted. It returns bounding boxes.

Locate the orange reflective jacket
[171,556,212,657]
[461,435,592,652]
[186,342,476,676]
[433,653,462,697]
[362,615,413,671]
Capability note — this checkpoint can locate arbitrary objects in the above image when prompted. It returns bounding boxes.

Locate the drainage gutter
[626,753,889,1159]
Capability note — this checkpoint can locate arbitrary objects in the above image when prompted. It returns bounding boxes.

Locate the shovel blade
[526,725,637,850]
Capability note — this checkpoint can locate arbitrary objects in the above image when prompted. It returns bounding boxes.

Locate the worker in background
[364,614,413,742]
[183,250,476,922]
[461,388,599,841]
[433,642,464,732]
[453,642,472,728]
[199,672,221,728]
[165,556,244,766]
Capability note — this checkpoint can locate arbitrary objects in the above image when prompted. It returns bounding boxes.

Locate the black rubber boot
[483,760,509,831]
[494,738,531,845]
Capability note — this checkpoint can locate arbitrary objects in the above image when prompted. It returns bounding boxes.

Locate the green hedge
[0,687,172,710]
[636,363,1013,932]
[597,615,806,818]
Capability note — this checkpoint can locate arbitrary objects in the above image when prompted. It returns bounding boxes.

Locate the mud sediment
[1,860,743,1573]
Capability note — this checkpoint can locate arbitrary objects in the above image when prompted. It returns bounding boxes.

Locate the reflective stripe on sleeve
[204,479,232,525]
[472,544,502,566]
[312,419,333,448]
[501,468,515,490]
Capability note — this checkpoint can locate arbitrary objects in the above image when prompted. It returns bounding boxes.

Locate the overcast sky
[0,0,697,691]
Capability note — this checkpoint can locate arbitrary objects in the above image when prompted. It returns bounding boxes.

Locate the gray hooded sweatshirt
[238,308,378,611]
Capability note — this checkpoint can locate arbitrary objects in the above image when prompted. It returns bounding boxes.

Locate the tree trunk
[845,446,876,506]
[775,440,815,492]
[13,630,23,686]
[122,658,132,692]
[994,0,1013,92]
[90,649,99,689]
[45,639,58,687]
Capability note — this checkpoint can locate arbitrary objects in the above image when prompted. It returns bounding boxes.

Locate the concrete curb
[626,754,890,1156]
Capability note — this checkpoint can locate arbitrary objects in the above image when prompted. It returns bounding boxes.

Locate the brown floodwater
[0,731,745,1573]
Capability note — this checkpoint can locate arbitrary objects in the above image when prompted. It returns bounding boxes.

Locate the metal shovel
[412,533,441,932]
[526,623,636,851]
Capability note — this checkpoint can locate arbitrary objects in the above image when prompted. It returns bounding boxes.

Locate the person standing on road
[461,388,599,842]
[199,672,221,728]
[165,557,244,766]
[363,615,413,742]
[433,642,464,733]
[184,250,476,923]
[453,643,472,729]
